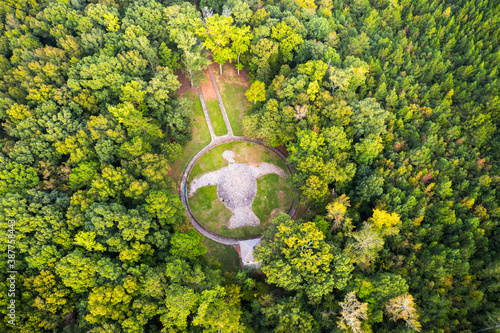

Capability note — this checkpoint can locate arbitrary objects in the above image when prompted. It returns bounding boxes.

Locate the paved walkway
[179,67,297,264]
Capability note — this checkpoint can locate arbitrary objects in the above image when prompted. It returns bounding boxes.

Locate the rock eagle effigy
[188,150,287,229]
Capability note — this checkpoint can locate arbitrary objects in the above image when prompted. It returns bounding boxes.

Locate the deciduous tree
[385,294,421,331]
[255,214,353,301]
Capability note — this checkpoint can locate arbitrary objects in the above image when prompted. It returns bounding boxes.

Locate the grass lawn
[253,174,296,225]
[188,141,297,238]
[189,185,232,233]
[206,99,227,136]
[202,237,240,272]
[213,64,251,136]
[189,141,288,180]
[169,91,211,186]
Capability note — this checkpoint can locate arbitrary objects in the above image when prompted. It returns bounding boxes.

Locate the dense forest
[0,0,499,332]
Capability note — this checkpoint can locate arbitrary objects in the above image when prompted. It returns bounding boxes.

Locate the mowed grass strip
[169,91,211,186]
[205,99,227,136]
[219,82,250,136]
[202,237,240,272]
[213,63,251,137]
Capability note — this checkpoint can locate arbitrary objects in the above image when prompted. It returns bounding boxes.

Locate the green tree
[56,249,98,293]
[245,80,266,104]
[161,285,199,332]
[68,161,99,190]
[263,298,318,332]
[255,214,353,301]
[193,285,245,332]
[145,190,186,226]
[198,14,235,75]
[176,30,210,86]
[230,25,253,74]
[271,22,303,62]
[170,231,207,260]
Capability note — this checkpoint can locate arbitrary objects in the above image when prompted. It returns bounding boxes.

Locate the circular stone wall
[186,141,296,238]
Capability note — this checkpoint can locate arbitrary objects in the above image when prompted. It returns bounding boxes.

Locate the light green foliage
[85,4,120,32]
[0,190,71,269]
[56,249,98,293]
[250,38,279,82]
[85,276,139,325]
[176,30,210,86]
[354,273,409,324]
[245,80,266,104]
[145,190,186,225]
[84,202,151,243]
[164,3,207,85]
[74,231,107,252]
[193,285,245,333]
[145,68,181,107]
[68,55,125,102]
[170,230,207,259]
[271,22,303,62]
[108,102,163,141]
[228,0,252,25]
[351,98,390,139]
[230,24,253,71]
[243,97,295,146]
[288,127,355,201]
[119,137,151,160]
[255,214,353,301]
[120,81,146,105]
[24,268,76,328]
[122,0,167,41]
[263,298,318,332]
[0,1,499,332]
[69,161,99,190]
[354,135,384,165]
[158,42,181,70]
[0,159,39,196]
[198,14,235,74]
[161,284,199,332]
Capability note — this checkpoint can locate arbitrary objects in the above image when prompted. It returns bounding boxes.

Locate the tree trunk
[220,63,222,75]
[237,53,241,74]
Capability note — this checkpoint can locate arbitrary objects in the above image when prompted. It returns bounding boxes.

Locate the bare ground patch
[200,68,217,100]
[213,62,251,88]
[175,70,195,95]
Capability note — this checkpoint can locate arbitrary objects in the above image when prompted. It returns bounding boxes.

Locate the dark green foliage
[0,0,499,332]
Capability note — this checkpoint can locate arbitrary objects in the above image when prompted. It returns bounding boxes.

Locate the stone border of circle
[179,136,298,246]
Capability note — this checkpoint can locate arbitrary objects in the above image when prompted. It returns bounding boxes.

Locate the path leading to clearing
[180,67,297,265]
[196,87,216,141]
[208,65,234,137]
